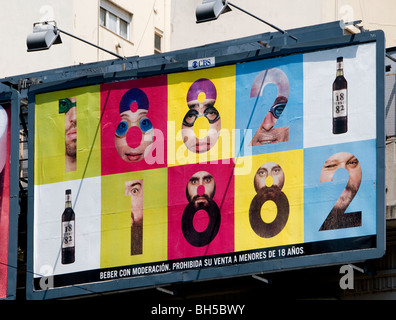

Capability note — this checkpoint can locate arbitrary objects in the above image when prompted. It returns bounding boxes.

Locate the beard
[65,122,77,158]
[249,185,289,238]
[181,196,221,247]
[65,139,77,158]
[318,183,361,230]
[190,193,212,209]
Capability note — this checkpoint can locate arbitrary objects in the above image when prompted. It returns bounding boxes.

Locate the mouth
[125,152,143,162]
[195,140,211,152]
[256,137,278,145]
[67,129,77,140]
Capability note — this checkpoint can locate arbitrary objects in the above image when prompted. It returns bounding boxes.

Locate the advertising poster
[31,41,383,298]
[0,103,11,299]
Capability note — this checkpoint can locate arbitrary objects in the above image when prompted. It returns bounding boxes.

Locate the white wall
[0,0,74,78]
[170,0,396,51]
[0,0,171,78]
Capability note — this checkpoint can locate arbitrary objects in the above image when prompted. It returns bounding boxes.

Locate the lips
[125,152,143,162]
[256,138,277,145]
[66,129,77,141]
[195,140,211,152]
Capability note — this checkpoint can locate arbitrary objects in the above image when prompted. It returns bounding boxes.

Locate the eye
[257,169,267,177]
[131,187,140,195]
[115,120,129,137]
[140,117,153,133]
[204,177,212,183]
[272,104,286,119]
[204,106,220,123]
[182,110,198,127]
[346,158,359,168]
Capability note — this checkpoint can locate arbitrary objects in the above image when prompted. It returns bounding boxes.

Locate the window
[100,0,132,41]
[154,30,163,54]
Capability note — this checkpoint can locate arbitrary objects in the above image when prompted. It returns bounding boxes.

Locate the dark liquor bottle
[62,189,75,264]
[332,57,348,134]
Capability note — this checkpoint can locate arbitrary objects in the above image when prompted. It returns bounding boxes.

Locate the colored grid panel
[34,86,101,185]
[101,168,168,268]
[167,66,236,166]
[33,177,101,278]
[167,161,235,260]
[303,140,377,242]
[100,76,168,175]
[234,149,304,252]
[235,54,303,158]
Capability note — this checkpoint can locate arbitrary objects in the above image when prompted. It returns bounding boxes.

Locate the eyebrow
[187,101,215,109]
[128,182,142,188]
[347,156,358,163]
[189,174,213,182]
[121,109,148,118]
[323,160,340,167]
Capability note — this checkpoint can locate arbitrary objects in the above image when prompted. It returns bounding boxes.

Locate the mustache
[65,122,76,133]
[345,182,359,194]
[191,193,211,202]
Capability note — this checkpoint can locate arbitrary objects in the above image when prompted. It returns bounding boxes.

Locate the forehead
[325,152,354,164]
[187,98,216,107]
[120,109,147,119]
[257,162,280,171]
[190,171,212,180]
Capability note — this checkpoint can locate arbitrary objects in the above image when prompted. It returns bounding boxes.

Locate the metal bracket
[156,286,176,296]
[252,274,269,284]
[341,20,366,34]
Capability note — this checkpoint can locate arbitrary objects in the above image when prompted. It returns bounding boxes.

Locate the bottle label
[333,89,347,118]
[62,220,75,248]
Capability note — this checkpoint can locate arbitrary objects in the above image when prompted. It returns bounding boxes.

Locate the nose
[126,126,142,148]
[261,112,277,131]
[68,106,77,123]
[197,185,205,196]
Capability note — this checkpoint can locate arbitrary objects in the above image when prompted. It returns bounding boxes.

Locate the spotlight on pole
[27,20,125,59]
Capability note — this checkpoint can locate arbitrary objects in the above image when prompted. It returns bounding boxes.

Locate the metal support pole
[226,1,298,42]
[56,27,125,60]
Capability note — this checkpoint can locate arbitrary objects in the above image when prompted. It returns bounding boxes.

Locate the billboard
[28,32,385,299]
[0,102,11,299]
[0,94,19,300]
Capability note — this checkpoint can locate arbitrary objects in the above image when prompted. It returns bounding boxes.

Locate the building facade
[0,0,171,78]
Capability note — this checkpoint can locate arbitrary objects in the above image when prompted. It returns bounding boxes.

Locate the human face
[64,97,77,158]
[182,97,221,153]
[250,111,289,145]
[186,171,215,207]
[250,96,289,146]
[254,162,285,192]
[115,108,154,163]
[125,179,143,225]
[320,152,362,211]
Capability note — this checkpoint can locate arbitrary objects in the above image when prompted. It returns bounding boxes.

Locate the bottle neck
[65,194,72,208]
[337,61,344,76]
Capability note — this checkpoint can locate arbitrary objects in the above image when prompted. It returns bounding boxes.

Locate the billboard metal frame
[0,85,20,300]
[23,21,385,299]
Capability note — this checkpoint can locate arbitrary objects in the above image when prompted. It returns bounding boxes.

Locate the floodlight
[26,21,62,52]
[26,20,125,60]
[195,0,297,41]
[196,0,231,23]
